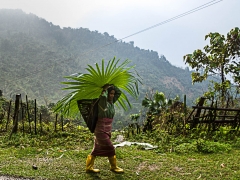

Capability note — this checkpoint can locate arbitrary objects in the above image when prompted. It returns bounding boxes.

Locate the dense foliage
[184,27,240,98]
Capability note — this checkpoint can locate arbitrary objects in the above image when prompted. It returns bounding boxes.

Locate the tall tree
[184,27,240,98]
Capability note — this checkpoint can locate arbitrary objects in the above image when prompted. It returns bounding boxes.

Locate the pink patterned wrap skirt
[91,118,115,157]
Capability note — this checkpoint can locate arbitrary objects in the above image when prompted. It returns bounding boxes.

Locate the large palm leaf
[54,57,142,116]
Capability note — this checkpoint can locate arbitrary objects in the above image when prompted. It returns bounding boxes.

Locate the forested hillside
[0,9,208,107]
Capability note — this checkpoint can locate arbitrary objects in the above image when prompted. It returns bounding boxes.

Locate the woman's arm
[113,86,121,103]
[98,90,107,111]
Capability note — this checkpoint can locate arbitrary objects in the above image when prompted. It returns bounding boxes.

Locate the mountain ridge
[0,9,208,106]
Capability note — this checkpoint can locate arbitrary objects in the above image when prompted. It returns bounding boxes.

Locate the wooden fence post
[40,113,43,134]
[184,94,187,134]
[10,94,21,136]
[34,99,37,135]
[6,100,12,131]
[21,100,24,133]
[61,114,64,131]
[55,114,58,132]
[26,95,31,134]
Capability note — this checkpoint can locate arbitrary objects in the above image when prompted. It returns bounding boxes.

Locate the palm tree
[54,57,141,117]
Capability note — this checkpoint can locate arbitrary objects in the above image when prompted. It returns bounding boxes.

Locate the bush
[196,139,232,153]
[175,143,196,153]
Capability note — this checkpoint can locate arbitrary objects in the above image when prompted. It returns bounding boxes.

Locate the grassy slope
[0,130,240,180]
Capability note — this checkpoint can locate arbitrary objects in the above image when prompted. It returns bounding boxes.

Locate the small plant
[141,90,182,133]
[174,143,196,153]
[196,138,232,153]
[126,113,141,137]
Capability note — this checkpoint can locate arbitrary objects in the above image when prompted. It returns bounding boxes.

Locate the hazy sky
[0,0,239,67]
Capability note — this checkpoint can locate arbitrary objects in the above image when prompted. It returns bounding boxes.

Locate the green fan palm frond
[54,57,142,116]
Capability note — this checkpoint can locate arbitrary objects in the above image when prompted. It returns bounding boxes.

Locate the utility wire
[119,0,223,41]
[1,0,223,83]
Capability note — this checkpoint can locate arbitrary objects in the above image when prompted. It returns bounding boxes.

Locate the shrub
[196,139,232,153]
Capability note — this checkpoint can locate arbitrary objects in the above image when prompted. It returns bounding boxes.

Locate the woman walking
[86,85,124,173]
[54,58,140,173]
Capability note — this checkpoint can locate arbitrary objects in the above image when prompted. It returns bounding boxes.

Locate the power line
[1,0,223,83]
[76,0,223,55]
[119,0,223,41]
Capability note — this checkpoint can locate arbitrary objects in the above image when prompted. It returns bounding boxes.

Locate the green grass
[0,129,240,180]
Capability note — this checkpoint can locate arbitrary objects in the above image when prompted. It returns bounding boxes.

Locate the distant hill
[0,9,208,108]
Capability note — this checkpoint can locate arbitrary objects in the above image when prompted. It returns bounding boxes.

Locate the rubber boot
[86,155,100,173]
[108,155,124,173]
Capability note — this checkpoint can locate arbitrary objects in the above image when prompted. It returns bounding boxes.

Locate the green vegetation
[0,9,240,180]
[0,127,240,180]
[1,85,240,179]
[0,9,207,106]
[184,27,240,99]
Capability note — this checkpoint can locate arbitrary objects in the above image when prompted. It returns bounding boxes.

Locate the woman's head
[107,86,115,102]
